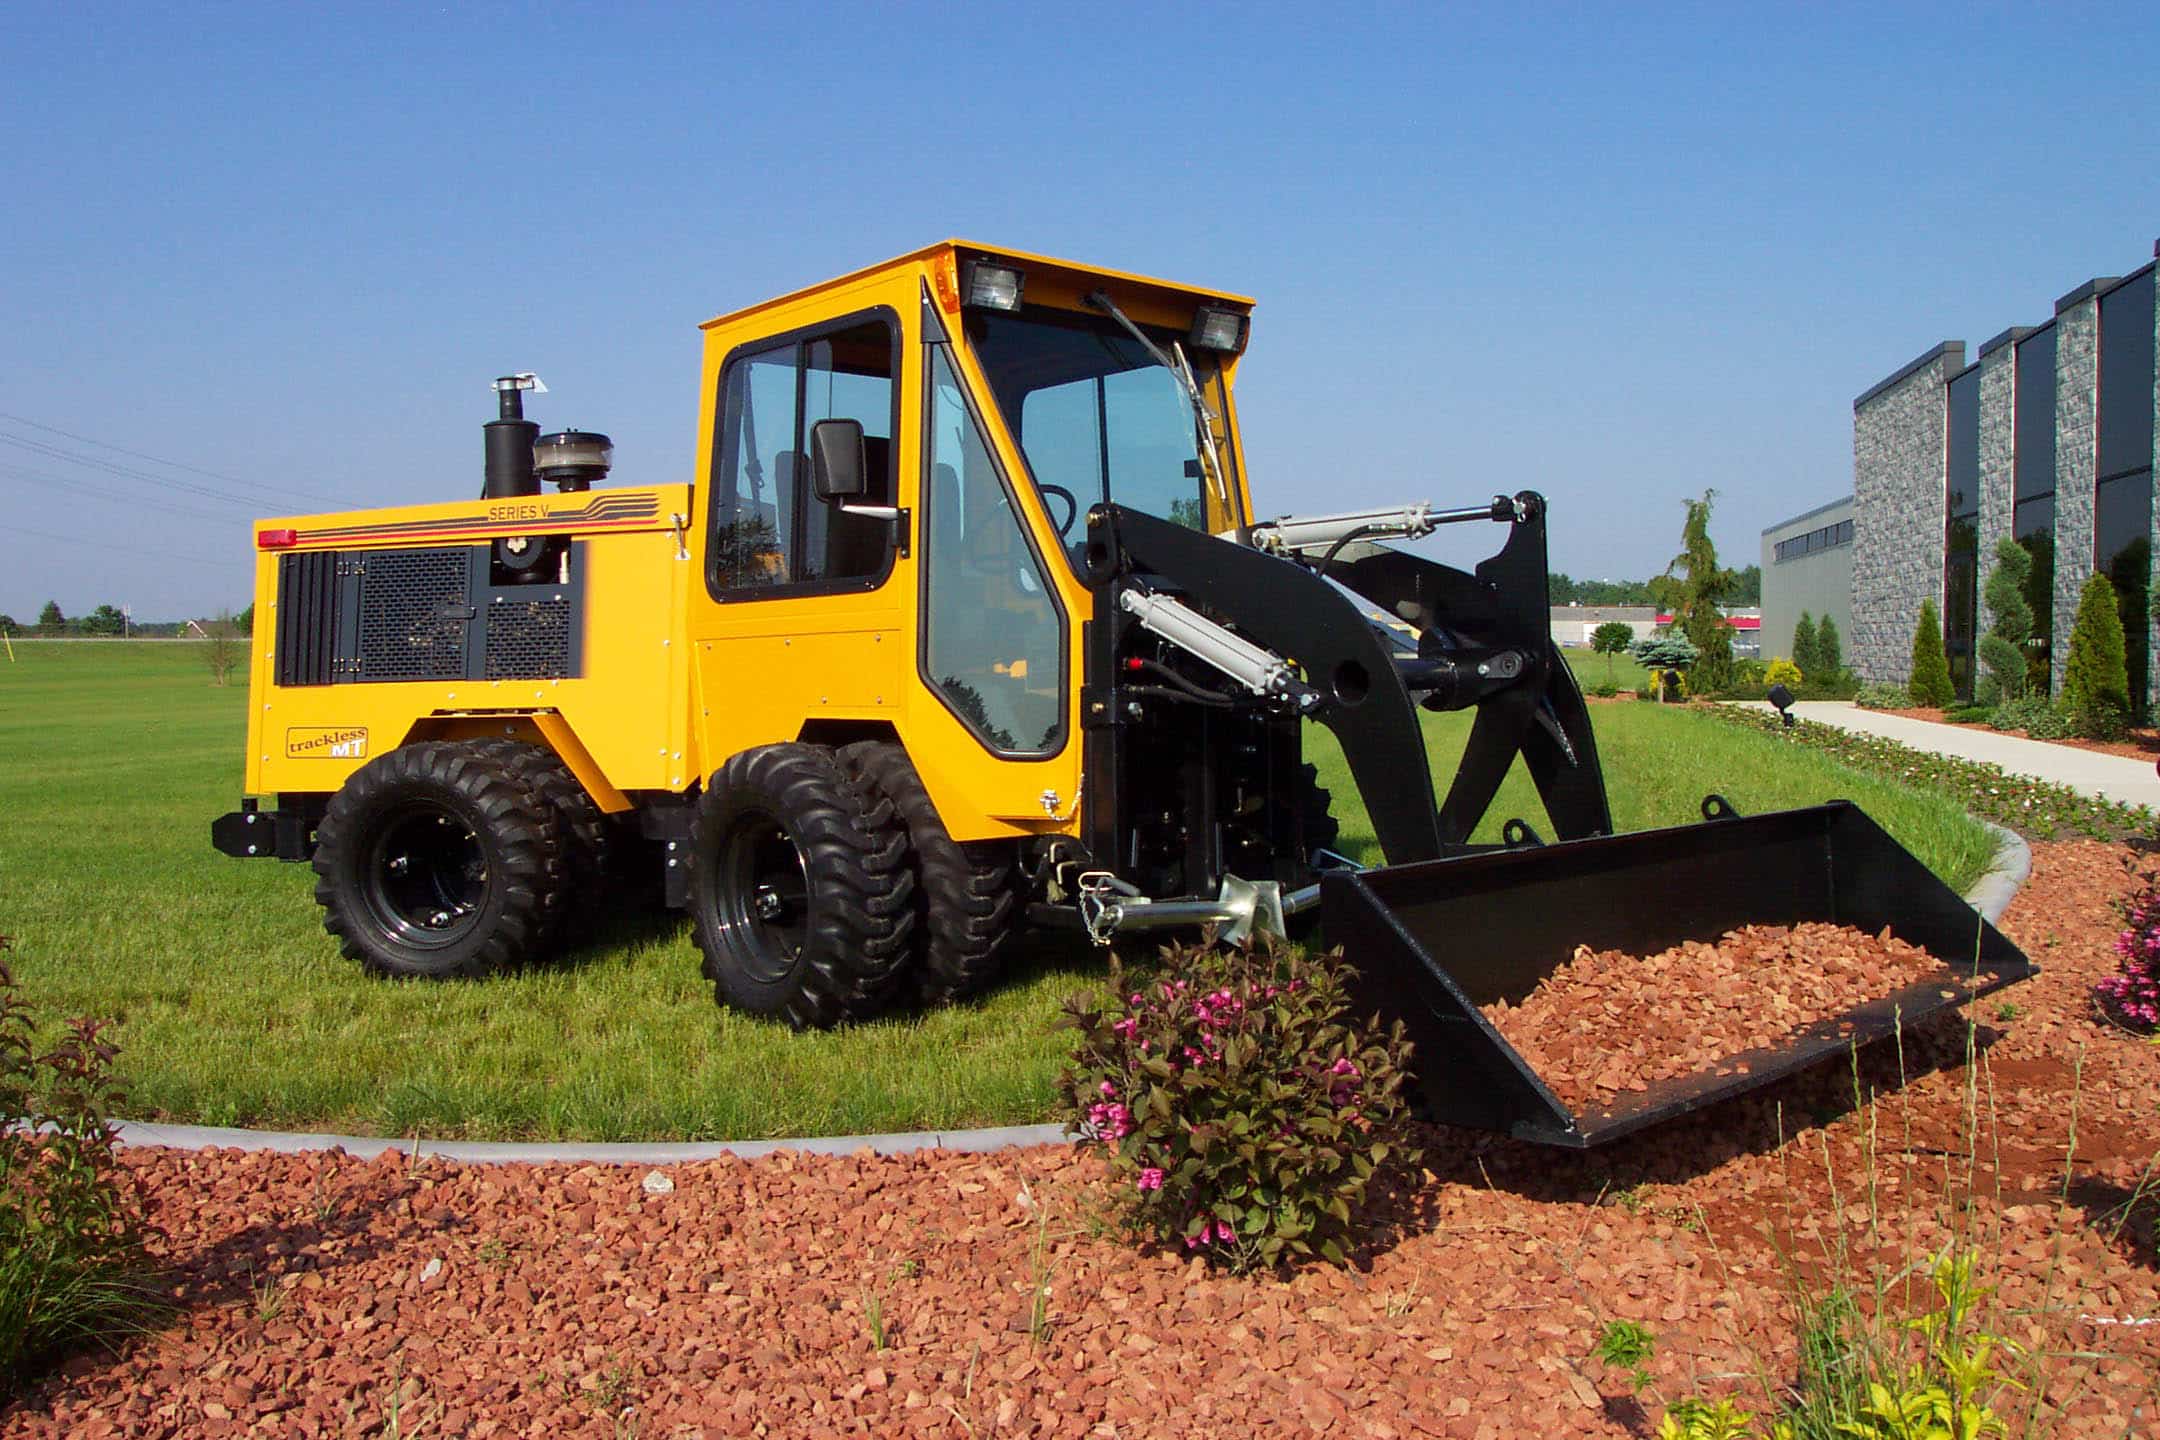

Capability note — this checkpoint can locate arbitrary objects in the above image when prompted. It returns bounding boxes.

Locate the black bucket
[1320,800,2035,1148]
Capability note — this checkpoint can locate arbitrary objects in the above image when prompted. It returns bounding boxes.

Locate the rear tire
[839,741,1022,1005]
[472,738,614,947]
[689,743,916,1027]
[311,741,562,978]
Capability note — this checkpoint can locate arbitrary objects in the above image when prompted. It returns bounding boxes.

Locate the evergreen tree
[1816,615,1844,682]
[1909,599,1954,707]
[1658,491,1738,694]
[2061,570,2130,737]
[1977,537,2033,703]
[0,614,15,634]
[37,600,63,635]
[1790,612,1820,680]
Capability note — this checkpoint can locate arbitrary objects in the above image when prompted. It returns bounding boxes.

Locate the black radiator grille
[356,548,469,682]
[274,550,339,687]
[485,596,574,679]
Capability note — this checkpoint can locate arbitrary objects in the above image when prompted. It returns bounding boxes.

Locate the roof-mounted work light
[1188,304,1249,354]
[961,259,1025,311]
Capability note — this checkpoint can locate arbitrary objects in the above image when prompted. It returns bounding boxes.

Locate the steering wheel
[1036,484,1080,537]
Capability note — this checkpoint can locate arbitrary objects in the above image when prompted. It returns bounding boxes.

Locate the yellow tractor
[214,242,2031,1146]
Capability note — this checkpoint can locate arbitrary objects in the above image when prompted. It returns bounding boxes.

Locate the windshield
[965,306,1232,557]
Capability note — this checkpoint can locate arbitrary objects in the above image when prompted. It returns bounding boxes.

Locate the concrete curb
[1966,821,2033,927]
[112,818,2039,1169]
[114,1118,1073,1165]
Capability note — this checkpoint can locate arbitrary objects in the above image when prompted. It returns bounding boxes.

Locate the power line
[0,462,241,523]
[0,411,346,507]
[2,521,237,569]
[0,431,287,510]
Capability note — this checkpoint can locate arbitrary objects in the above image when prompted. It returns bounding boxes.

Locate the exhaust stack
[483,373,544,499]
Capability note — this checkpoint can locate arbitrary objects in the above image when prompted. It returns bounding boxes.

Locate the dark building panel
[2015,325,2058,502]
[1945,368,1981,699]
[2099,269,2155,483]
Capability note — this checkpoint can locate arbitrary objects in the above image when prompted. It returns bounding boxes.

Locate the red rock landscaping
[1481,922,1957,1110]
[7,841,2160,1437]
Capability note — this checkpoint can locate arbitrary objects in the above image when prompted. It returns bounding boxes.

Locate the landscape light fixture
[1188,304,1250,354]
[960,259,1025,312]
[1767,682,1797,726]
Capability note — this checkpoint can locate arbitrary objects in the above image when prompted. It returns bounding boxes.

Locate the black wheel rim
[720,811,810,984]
[362,803,489,951]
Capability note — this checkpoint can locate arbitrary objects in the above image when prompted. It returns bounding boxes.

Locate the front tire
[839,741,1021,1005]
[311,741,562,978]
[689,743,916,1027]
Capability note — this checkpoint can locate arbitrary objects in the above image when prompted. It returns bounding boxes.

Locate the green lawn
[0,641,1996,1141]
[1560,647,1651,693]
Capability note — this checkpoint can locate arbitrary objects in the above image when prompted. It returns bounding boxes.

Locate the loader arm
[1086,494,1609,860]
[1088,503,1447,864]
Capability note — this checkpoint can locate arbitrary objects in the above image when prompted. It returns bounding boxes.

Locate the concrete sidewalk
[1743,701,2158,810]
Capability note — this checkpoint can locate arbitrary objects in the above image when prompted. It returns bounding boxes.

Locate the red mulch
[9,843,2160,1437]
[1482,924,1957,1111]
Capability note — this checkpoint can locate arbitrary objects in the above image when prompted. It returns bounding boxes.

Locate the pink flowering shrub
[2097,868,2160,1031]
[1057,937,1418,1272]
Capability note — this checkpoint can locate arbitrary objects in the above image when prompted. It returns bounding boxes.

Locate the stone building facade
[1838,241,2159,707]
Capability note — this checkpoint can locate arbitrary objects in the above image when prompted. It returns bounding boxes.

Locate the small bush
[1978,537,2033,704]
[0,941,164,1396]
[2061,571,2130,740]
[1587,681,1619,698]
[1909,599,1955,707]
[1058,938,1419,1272]
[1792,612,1821,679]
[1854,682,1912,710]
[1763,657,1802,689]
[1816,615,1845,683]
[1733,657,1767,686]
[1991,694,2076,740]
[1943,703,1995,725]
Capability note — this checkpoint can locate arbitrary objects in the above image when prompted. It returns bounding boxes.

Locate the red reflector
[1124,657,1146,671]
[257,528,298,549]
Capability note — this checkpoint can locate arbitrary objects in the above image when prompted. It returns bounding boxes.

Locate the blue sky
[2,2,2155,621]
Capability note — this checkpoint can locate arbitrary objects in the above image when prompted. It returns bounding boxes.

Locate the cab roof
[698,239,1255,333]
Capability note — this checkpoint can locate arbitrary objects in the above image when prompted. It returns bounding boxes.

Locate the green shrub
[1791,612,1821,680]
[1587,680,1619,698]
[1943,703,1995,725]
[2061,571,2130,739]
[1816,615,1845,685]
[1855,682,1912,710]
[1909,599,1955,707]
[1977,537,2033,703]
[1058,938,1419,1272]
[0,940,164,1397]
[1733,657,1767,686]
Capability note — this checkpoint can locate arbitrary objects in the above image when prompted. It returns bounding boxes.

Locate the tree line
[1,601,252,638]
[1549,564,1759,609]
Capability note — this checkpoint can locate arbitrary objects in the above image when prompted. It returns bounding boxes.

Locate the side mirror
[809,418,866,503]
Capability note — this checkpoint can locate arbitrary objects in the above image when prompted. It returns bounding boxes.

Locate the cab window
[921,346,1064,754]
[709,313,898,594]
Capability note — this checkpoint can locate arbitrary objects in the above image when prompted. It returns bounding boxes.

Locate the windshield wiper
[1084,289,1237,536]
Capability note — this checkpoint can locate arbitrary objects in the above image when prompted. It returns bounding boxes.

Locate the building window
[2098,268,2155,718]
[2013,325,2058,693]
[1945,367,1980,700]
[1772,516,1854,564]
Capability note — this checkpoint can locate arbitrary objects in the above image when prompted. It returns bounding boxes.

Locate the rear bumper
[211,800,321,861]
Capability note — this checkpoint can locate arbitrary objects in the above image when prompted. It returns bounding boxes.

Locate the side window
[708,314,897,594]
[923,347,1063,754]
[711,346,798,590]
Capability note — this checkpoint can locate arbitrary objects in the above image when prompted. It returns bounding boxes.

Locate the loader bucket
[1321,800,2035,1148]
